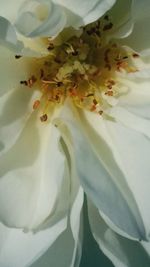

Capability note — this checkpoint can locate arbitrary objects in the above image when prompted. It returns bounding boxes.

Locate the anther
[40,114,48,122]
[103,22,113,31]
[15,55,22,59]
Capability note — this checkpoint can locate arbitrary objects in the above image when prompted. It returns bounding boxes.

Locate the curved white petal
[116,69,150,119]
[106,0,133,40]
[0,45,35,96]
[58,123,84,266]
[19,35,50,57]
[0,16,17,45]
[54,102,146,240]
[108,106,150,139]
[0,176,81,267]
[0,115,69,229]
[0,2,52,55]
[0,152,83,267]
[29,187,83,267]
[123,17,150,53]
[70,187,83,267]
[0,218,67,267]
[99,117,150,239]
[0,88,40,157]
[0,16,23,52]
[0,17,49,56]
[105,64,150,239]
[0,45,41,157]
[88,200,150,267]
[54,0,116,27]
[0,0,24,23]
[80,108,150,239]
[15,0,116,38]
[15,0,67,38]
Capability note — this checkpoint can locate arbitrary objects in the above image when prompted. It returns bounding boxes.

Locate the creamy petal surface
[1,0,150,266]
[15,0,116,37]
[0,218,67,267]
[55,104,146,240]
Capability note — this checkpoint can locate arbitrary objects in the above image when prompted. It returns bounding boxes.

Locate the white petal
[0,115,69,229]
[0,3,50,55]
[0,0,24,23]
[0,45,41,156]
[52,122,84,266]
[0,218,67,267]
[30,187,83,267]
[54,102,146,240]
[88,200,150,267]
[0,88,40,157]
[117,70,150,119]
[106,0,133,40]
[0,17,47,56]
[0,17,17,45]
[70,187,83,267]
[0,45,35,96]
[54,0,116,27]
[108,106,150,139]
[55,118,84,266]
[99,118,150,239]
[0,16,23,51]
[19,34,50,57]
[15,0,67,37]
[15,0,116,37]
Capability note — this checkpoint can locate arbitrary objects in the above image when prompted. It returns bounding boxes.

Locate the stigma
[17,14,139,122]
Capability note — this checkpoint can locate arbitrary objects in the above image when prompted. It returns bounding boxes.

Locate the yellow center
[17,14,139,122]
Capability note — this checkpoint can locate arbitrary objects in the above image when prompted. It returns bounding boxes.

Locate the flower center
[17,14,139,122]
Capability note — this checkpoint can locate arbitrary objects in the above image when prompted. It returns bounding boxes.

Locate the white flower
[0,0,150,267]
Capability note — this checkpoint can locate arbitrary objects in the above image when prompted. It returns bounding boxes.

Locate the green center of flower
[17,14,139,122]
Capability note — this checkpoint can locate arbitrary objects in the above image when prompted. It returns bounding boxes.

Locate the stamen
[40,114,48,122]
[19,14,140,121]
[103,22,113,31]
[132,53,140,58]
[15,55,22,59]
[33,100,40,110]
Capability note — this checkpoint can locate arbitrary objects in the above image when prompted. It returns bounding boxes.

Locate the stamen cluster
[17,14,139,121]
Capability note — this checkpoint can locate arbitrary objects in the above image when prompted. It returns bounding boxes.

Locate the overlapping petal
[88,200,150,267]
[1,0,116,38]
[0,46,80,230]
[54,102,146,240]
[106,0,133,40]
[0,185,83,267]
[0,218,67,267]
[0,0,24,23]
[120,0,150,53]
[0,45,41,158]
[54,0,116,28]
[0,0,150,266]
[0,117,68,229]
[15,0,67,38]
[0,17,22,51]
